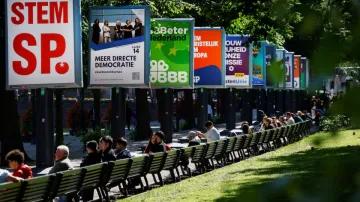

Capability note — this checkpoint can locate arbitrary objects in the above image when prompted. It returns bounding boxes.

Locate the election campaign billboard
[276,49,286,88]
[265,44,277,88]
[285,52,294,88]
[194,27,225,88]
[150,18,194,88]
[252,41,266,86]
[294,55,301,89]
[5,0,83,89]
[88,6,150,88]
[300,57,307,89]
[225,35,252,88]
[306,59,310,88]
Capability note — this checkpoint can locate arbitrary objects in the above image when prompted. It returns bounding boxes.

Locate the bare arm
[8,174,23,183]
[196,131,206,139]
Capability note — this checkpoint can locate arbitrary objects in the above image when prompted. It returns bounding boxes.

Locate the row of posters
[5,3,309,90]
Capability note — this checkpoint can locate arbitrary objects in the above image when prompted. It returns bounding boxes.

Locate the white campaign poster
[89,8,147,86]
[6,0,81,88]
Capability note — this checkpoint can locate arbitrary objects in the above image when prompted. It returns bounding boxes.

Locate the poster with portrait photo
[88,6,150,88]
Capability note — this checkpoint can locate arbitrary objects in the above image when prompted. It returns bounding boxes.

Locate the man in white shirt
[196,121,220,142]
[286,112,295,125]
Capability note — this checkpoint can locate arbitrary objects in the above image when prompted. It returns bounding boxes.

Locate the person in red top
[5,149,33,179]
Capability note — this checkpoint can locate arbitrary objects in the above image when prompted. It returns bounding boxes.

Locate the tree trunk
[55,89,64,147]
[135,89,151,140]
[0,6,31,165]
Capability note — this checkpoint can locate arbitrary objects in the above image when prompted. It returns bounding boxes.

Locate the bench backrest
[127,155,149,178]
[181,146,195,159]
[233,136,246,151]
[204,141,218,159]
[214,139,227,156]
[81,162,107,189]
[22,174,55,202]
[147,152,167,173]
[225,137,237,153]
[0,181,23,202]
[106,159,132,185]
[50,168,85,199]
[192,145,207,162]
[162,150,181,170]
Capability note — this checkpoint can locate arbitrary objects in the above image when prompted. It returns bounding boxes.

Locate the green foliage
[128,129,136,141]
[212,116,224,124]
[80,127,104,152]
[320,114,352,132]
[20,103,32,137]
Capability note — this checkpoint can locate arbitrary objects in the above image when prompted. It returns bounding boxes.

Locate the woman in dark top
[92,19,101,44]
[122,20,133,39]
[134,18,143,37]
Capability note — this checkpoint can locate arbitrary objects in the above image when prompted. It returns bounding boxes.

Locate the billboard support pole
[285,89,292,113]
[275,89,285,114]
[31,90,37,145]
[242,89,253,124]
[197,88,208,132]
[35,88,54,168]
[111,88,125,141]
[226,88,236,130]
[160,89,174,143]
[292,90,297,113]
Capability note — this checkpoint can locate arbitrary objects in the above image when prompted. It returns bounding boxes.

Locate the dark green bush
[320,114,352,132]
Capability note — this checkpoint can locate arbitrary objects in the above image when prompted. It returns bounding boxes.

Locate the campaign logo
[150,60,188,83]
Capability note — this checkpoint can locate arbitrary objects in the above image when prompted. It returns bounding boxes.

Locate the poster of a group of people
[89,6,150,88]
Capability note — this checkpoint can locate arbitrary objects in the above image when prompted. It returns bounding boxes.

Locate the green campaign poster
[150,19,194,88]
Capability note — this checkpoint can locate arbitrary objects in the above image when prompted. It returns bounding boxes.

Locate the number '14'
[133,48,139,53]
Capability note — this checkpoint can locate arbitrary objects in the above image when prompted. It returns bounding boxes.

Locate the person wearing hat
[187,131,201,147]
[196,121,220,142]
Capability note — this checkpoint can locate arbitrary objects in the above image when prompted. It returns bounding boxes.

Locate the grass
[121,130,360,202]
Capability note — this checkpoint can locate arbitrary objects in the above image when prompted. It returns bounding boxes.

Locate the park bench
[232,135,246,161]
[248,132,260,156]
[80,162,108,201]
[22,174,56,202]
[162,150,181,182]
[213,139,228,167]
[50,168,85,201]
[202,141,218,171]
[0,119,314,201]
[257,130,267,153]
[102,159,132,197]
[126,155,149,192]
[191,144,207,173]
[0,181,23,202]
[240,134,253,158]
[146,152,167,187]
[179,146,195,177]
[223,137,237,164]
